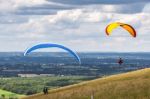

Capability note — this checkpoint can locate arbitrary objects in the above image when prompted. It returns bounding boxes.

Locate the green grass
[0,89,25,98]
[23,68,150,99]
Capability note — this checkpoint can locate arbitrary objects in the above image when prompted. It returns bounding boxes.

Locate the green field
[0,76,93,95]
[0,89,25,99]
[23,68,150,99]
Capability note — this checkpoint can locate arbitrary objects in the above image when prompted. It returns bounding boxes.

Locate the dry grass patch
[23,68,150,99]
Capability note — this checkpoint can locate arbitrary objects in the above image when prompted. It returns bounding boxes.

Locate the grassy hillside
[23,68,150,99]
[0,89,25,98]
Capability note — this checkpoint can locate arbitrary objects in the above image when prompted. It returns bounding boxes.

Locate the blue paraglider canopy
[24,43,81,64]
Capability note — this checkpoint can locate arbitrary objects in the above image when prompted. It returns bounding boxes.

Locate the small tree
[1,94,5,99]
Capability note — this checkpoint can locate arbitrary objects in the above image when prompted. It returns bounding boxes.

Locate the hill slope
[0,89,25,98]
[23,68,150,99]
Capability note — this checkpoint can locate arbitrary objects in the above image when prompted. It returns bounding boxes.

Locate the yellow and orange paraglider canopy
[105,22,136,37]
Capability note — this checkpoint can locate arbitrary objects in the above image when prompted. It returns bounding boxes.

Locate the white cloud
[0,0,55,14]
[143,3,150,13]
[0,1,150,52]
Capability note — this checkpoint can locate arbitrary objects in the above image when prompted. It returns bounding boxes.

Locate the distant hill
[23,68,150,99]
[0,89,25,98]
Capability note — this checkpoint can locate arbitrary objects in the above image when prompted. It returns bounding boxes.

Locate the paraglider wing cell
[120,24,136,37]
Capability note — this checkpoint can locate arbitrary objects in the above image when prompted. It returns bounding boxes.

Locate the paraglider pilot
[118,58,123,65]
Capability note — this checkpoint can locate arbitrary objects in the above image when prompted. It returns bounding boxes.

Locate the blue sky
[0,0,150,52]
